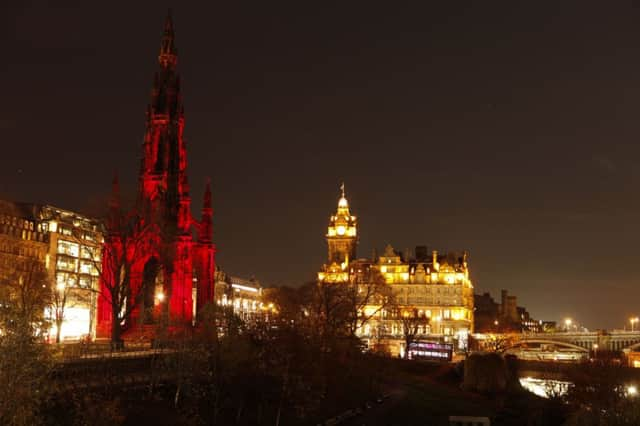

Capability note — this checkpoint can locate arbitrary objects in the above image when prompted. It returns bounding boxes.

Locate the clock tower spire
[326,183,357,265]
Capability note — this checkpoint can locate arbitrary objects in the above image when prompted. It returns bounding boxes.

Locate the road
[339,385,407,426]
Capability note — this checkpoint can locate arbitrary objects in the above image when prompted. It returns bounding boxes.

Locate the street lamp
[564,318,572,331]
[630,317,639,332]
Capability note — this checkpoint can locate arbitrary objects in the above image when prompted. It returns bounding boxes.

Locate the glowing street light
[627,385,638,397]
[630,317,639,332]
[564,318,572,331]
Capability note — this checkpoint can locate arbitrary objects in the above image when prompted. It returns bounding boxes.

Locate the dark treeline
[0,282,394,425]
[4,278,640,425]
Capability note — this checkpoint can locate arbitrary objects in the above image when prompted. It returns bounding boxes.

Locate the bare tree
[485,333,515,352]
[48,275,92,344]
[97,209,159,347]
[0,257,52,426]
[314,281,353,343]
[396,307,430,359]
[0,257,50,334]
[345,269,394,337]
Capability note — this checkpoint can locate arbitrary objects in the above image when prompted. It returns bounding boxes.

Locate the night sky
[3,2,640,329]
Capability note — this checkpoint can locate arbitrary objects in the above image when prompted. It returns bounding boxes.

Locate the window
[56,272,77,287]
[79,275,97,289]
[58,240,79,257]
[79,260,95,275]
[80,246,94,259]
[56,257,78,272]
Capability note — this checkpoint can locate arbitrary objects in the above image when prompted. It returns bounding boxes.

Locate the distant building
[317,187,475,356]
[0,200,103,340]
[473,292,499,332]
[0,200,49,279]
[215,267,268,321]
[474,289,543,333]
[540,320,557,332]
[500,290,518,323]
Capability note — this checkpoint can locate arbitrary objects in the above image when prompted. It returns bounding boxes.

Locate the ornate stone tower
[97,12,216,337]
[326,184,357,265]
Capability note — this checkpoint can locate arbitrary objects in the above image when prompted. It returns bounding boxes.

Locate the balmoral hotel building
[317,188,474,356]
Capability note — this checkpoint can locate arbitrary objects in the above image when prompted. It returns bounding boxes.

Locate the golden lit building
[214,267,271,321]
[318,187,474,356]
[0,200,102,341]
[40,205,103,340]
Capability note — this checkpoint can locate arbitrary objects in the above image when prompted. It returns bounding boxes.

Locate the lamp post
[630,317,639,332]
[564,318,572,332]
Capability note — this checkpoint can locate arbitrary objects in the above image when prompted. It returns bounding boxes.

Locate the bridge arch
[504,339,590,361]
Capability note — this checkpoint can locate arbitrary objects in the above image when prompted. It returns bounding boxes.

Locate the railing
[54,341,164,362]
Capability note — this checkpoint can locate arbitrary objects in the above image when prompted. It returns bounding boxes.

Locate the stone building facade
[0,200,102,340]
[214,268,268,321]
[317,188,474,356]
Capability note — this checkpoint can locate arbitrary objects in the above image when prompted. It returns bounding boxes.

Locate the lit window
[58,240,79,257]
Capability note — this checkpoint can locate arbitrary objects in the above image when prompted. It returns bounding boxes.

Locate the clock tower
[326,184,357,265]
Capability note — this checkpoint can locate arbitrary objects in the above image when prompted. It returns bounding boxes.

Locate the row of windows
[402,297,464,306]
[56,256,98,275]
[366,323,460,336]
[394,286,463,295]
[0,225,46,242]
[0,243,46,259]
[56,240,100,260]
[56,225,100,242]
[0,214,35,231]
[56,271,98,289]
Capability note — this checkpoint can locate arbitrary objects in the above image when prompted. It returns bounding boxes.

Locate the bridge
[471,330,640,362]
[513,330,640,352]
[492,330,640,363]
[503,339,589,361]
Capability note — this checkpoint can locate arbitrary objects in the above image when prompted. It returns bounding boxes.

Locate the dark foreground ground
[340,361,560,426]
[63,359,558,426]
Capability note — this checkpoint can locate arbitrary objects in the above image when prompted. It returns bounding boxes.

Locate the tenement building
[0,200,102,340]
[317,187,474,356]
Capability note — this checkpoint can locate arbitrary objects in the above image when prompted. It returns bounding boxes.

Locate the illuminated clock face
[337,225,346,235]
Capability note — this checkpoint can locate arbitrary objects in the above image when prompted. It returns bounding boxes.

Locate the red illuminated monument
[97,12,215,339]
